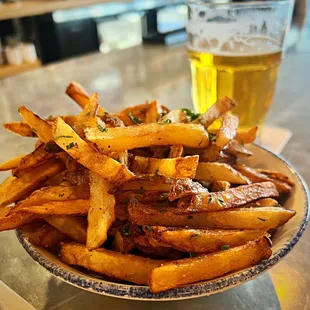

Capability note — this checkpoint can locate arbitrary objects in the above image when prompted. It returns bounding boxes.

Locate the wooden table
[0,43,309,309]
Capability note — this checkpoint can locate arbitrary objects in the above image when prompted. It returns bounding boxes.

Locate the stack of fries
[0,82,295,293]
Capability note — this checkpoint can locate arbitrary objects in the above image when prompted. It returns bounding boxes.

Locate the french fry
[226,140,253,157]
[121,178,172,192]
[0,154,26,171]
[0,158,65,207]
[200,145,223,162]
[15,185,89,209]
[195,162,249,184]
[60,242,165,285]
[194,97,237,129]
[145,226,268,253]
[15,199,89,216]
[255,169,295,186]
[87,172,115,249]
[235,126,258,144]
[158,109,184,124]
[234,165,292,194]
[12,143,55,177]
[215,113,239,149]
[85,123,210,152]
[113,229,135,253]
[168,145,184,158]
[176,182,279,212]
[18,106,53,143]
[3,122,36,137]
[46,216,87,244]
[149,237,271,293]
[53,117,134,186]
[0,208,37,231]
[21,222,68,248]
[128,202,295,229]
[114,103,152,126]
[131,155,199,178]
[211,180,231,192]
[145,101,166,123]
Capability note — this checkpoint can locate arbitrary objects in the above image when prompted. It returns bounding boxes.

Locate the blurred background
[0,0,308,79]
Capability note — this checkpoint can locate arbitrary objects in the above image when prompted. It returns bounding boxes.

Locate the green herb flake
[59,193,65,198]
[187,215,193,220]
[55,135,73,140]
[138,186,144,195]
[128,112,141,124]
[145,225,153,232]
[221,245,230,251]
[217,198,224,205]
[154,169,159,176]
[159,119,172,124]
[208,132,217,142]
[85,112,90,117]
[189,252,197,258]
[190,233,200,239]
[66,142,75,150]
[97,124,108,132]
[258,217,266,222]
[208,196,213,204]
[181,108,200,122]
[123,198,130,204]
[48,115,53,120]
[122,227,131,236]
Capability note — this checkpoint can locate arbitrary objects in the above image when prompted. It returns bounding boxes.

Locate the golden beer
[188,47,282,128]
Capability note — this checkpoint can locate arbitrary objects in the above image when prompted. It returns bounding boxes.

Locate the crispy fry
[114,103,151,126]
[46,216,87,244]
[87,172,115,249]
[0,208,37,231]
[21,222,68,247]
[158,109,184,124]
[60,242,165,285]
[168,145,184,158]
[176,182,279,213]
[211,180,231,192]
[85,123,209,152]
[195,162,249,184]
[0,158,65,207]
[18,106,52,143]
[149,237,271,292]
[128,202,295,229]
[121,178,172,192]
[113,228,135,253]
[131,155,199,178]
[234,165,292,194]
[0,154,26,171]
[235,126,258,144]
[145,101,166,123]
[215,113,239,149]
[3,122,36,137]
[200,145,223,162]
[66,81,90,108]
[194,97,237,129]
[15,199,89,216]
[53,117,134,186]
[255,169,295,186]
[145,226,268,253]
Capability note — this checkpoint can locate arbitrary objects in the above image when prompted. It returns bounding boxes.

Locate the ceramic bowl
[16,144,309,300]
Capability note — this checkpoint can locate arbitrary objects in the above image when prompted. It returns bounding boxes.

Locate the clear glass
[187,0,294,128]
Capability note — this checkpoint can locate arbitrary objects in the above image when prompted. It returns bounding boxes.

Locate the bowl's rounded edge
[15,144,310,301]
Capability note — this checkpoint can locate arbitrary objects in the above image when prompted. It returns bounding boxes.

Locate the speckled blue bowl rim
[16,144,309,301]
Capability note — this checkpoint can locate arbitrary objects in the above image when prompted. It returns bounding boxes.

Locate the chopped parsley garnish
[159,119,172,124]
[123,198,130,204]
[85,112,90,117]
[208,132,217,142]
[138,186,144,195]
[122,227,131,236]
[217,198,224,204]
[145,225,153,232]
[59,193,65,197]
[189,252,197,258]
[66,142,75,150]
[154,169,159,176]
[48,115,53,120]
[190,233,200,239]
[128,112,141,124]
[221,245,230,250]
[97,124,108,132]
[258,217,266,222]
[181,108,200,122]
[187,215,193,220]
[208,196,213,204]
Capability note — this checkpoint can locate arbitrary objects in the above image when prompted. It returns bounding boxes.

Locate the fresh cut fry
[85,123,209,152]
[0,154,26,171]
[87,172,115,249]
[3,122,37,137]
[215,113,239,149]
[60,242,165,285]
[149,237,272,293]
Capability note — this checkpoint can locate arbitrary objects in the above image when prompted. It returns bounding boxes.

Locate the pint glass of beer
[187,0,294,128]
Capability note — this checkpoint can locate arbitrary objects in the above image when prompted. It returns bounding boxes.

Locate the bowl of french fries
[0,82,308,300]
